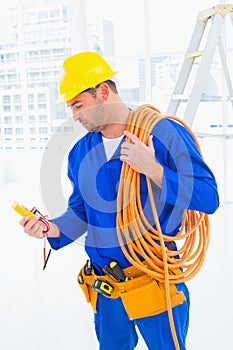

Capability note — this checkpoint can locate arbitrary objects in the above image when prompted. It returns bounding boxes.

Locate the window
[29,127,36,134]
[52,48,65,59]
[3,106,11,112]
[6,53,17,62]
[7,74,17,83]
[28,94,34,103]
[38,11,48,20]
[4,128,13,135]
[3,116,12,124]
[38,103,46,109]
[30,72,40,81]
[41,49,50,57]
[53,48,64,55]
[29,115,35,123]
[42,71,51,78]
[64,126,74,132]
[3,95,10,104]
[15,116,23,123]
[50,9,60,18]
[38,115,47,122]
[16,128,23,135]
[51,126,61,132]
[0,75,5,84]
[39,127,48,134]
[14,94,21,103]
[14,105,22,111]
[38,93,47,108]
[28,51,38,61]
[37,93,46,102]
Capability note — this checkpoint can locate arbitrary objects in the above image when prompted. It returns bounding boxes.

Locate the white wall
[1,0,232,349]
[1,131,231,349]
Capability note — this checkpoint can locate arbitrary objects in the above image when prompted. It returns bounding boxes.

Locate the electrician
[20,52,219,350]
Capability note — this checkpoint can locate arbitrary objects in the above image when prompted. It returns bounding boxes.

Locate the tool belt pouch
[77,266,98,312]
[119,275,186,320]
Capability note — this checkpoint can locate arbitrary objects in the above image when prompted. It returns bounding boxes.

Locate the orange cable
[116,104,209,350]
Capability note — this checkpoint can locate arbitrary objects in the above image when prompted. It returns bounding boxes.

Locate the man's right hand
[20,216,60,239]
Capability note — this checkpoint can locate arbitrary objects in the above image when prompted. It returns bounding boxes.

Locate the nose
[71,108,81,121]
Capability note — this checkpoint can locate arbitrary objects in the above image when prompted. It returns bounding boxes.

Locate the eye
[69,102,83,111]
[73,103,82,109]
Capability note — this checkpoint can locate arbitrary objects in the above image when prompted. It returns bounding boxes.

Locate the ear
[96,82,109,101]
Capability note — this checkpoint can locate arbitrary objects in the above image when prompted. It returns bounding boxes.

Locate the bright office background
[0,0,232,349]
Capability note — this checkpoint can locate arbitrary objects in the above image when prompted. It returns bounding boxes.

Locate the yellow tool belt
[77,263,186,320]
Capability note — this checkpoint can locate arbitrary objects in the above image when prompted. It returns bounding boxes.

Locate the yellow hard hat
[57,51,117,103]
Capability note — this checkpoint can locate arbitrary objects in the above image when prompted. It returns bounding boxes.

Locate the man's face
[67,90,107,132]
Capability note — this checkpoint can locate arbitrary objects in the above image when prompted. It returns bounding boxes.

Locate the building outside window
[3,116,12,124]
[39,127,48,134]
[16,128,24,135]
[15,116,23,123]
[38,115,47,122]
[4,128,13,135]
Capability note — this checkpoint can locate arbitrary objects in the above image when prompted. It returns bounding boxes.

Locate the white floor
[0,142,232,349]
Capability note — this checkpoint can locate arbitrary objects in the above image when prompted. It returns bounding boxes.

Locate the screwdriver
[102,261,126,282]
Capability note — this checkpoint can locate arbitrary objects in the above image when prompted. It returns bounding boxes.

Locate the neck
[101,124,125,138]
[100,100,130,138]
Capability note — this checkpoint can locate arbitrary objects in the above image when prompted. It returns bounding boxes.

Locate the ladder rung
[171,94,233,102]
[186,51,203,58]
[198,4,233,20]
[170,94,189,101]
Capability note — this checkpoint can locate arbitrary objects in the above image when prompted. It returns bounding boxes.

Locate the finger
[120,155,131,165]
[124,131,142,144]
[24,219,44,238]
[120,151,129,161]
[121,141,131,150]
[25,215,40,229]
[19,216,29,227]
[27,222,44,238]
[22,216,41,235]
[148,135,154,149]
[119,154,125,162]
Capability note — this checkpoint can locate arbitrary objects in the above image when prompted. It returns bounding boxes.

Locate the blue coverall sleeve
[48,153,88,250]
[153,119,219,214]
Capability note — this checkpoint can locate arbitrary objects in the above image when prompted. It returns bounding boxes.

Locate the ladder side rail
[230,12,233,26]
[166,18,208,115]
[218,38,233,108]
[183,14,225,126]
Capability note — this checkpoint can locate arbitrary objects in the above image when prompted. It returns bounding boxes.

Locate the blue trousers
[94,283,190,350]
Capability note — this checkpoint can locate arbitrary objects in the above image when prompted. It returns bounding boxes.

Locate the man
[20,52,219,349]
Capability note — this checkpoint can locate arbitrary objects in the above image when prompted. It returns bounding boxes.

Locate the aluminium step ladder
[166,4,233,126]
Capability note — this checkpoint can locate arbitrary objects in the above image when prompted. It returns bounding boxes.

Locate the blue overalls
[48,117,219,349]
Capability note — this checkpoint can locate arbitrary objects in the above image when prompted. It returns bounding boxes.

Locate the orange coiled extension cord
[116,104,209,350]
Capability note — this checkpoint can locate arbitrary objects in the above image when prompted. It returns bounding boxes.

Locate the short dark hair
[104,80,118,94]
[83,79,118,97]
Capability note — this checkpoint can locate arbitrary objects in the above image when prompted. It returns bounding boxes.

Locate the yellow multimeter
[11,201,35,219]
[12,201,51,270]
